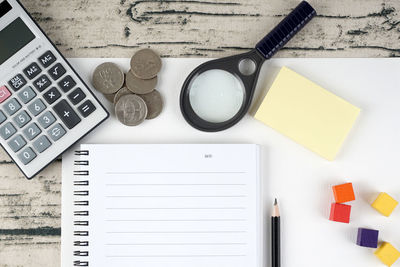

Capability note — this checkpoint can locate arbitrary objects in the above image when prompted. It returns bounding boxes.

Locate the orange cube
[332,182,355,203]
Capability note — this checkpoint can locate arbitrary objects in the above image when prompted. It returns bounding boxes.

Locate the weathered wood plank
[1,0,399,266]
[17,0,400,58]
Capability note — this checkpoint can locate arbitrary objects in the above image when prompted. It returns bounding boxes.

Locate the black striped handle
[256,1,316,59]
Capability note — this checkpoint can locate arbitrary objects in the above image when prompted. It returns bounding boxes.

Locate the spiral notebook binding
[73,150,90,266]
[75,150,89,156]
[74,160,89,166]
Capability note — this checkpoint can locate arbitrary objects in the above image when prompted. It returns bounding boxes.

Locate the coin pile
[91,49,163,126]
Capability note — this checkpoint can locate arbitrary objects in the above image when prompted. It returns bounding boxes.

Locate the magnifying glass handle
[256,1,316,59]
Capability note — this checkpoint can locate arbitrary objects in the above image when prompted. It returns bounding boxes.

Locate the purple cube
[357,228,379,248]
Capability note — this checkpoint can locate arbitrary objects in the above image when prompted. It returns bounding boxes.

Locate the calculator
[0,0,109,179]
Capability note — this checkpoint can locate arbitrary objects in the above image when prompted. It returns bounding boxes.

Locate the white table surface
[65,57,400,267]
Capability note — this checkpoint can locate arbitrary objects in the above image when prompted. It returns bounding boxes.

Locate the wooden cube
[374,242,400,266]
[357,228,379,248]
[372,193,398,217]
[332,182,355,203]
[329,203,351,223]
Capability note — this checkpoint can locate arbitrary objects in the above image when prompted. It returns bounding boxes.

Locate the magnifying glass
[180,1,316,132]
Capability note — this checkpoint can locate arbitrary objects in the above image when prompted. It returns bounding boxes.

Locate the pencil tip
[274,198,278,205]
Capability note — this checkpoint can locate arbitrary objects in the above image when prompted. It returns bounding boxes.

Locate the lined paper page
[80,144,261,267]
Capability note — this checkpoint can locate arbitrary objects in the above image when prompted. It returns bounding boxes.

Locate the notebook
[61,144,262,267]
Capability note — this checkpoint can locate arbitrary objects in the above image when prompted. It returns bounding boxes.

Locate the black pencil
[272,198,281,267]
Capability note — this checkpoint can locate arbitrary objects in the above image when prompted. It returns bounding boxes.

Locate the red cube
[329,203,351,223]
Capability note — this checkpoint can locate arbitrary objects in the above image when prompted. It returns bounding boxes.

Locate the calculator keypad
[33,135,51,153]
[33,74,52,92]
[58,75,76,93]
[0,111,6,125]
[23,123,41,141]
[0,86,11,103]
[8,74,27,91]
[0,49,103,173]
[53,100,81,129]
[48,63,66,81]
[38,51,56,68]
[48,123,66,141]
[28,99,46,116]
[68,88,86,105]
[4,98,21,116]
[18,147,37,165]
[43,87,61,104]
[17,86,36,104]
[8,135,26,152]
[23,63,42,80]
[0,122,16,140]
[13,111,31,128]
[78,100,96,118]
[38,111,56,129]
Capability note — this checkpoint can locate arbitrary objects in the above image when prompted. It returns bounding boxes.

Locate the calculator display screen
[0,17,35,65]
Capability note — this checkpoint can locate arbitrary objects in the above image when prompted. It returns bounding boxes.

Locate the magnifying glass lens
[189,69,245,123]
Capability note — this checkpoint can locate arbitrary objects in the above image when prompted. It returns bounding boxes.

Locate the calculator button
[23,123,41,141]
[33,74,52,92]
[17,86,36,104]
[68,88,86,105]
[38,111,56,129]
[13,111,31,128]
[0,86,11,103]
[48,123,66,141]
[58,75,76,92]
[28,99,46,116]
[33,135,51,153]
[53,100,81,129]
[23,62,42,80]
[48,63,66,80]
[8,135,26,152]
[78,100,96,118]
[4,98,21,116]
[0,111,6,125]
[38,51,56,68]
[43,87,61,105]
[0,122,16,140]
[8,74,27,91]
[18,147,37,165]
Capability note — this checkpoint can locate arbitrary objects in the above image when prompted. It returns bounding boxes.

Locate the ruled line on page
[105,219,247,222]
[106,255,247,258]
[106,231,247,234]
[105,195,247,198]
[105,207,247,210]
[105,184,247,186]
[106,171,246,175]
[105,243,248,246]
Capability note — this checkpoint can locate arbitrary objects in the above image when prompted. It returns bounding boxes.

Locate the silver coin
[103,93,115,103]
[130,49,162,80]
[92,62,124,94]
[126,71,157,95]
[139,90,163,120]
[114,87,133,104]
[115,94,148,126]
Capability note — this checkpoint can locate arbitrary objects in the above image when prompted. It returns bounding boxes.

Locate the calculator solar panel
[0,0,109,179]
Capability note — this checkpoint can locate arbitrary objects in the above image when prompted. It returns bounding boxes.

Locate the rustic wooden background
[1,0,399,266]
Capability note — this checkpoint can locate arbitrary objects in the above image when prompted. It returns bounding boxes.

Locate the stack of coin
[91,49,163,126]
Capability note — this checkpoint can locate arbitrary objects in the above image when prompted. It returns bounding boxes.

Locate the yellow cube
[372,193,398,217]
[375,242,400,266]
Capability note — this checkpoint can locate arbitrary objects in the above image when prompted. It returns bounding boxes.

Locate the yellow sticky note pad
[375,242,400,266]
[255,67,360,160]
